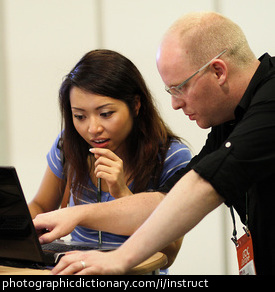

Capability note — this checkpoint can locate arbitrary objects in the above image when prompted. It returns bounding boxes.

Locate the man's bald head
[161,12,256,69]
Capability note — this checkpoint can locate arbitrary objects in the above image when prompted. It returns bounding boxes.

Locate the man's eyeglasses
[165,49,227,97]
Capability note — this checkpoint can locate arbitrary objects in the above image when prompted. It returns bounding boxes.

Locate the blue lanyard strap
[97,178,102,245]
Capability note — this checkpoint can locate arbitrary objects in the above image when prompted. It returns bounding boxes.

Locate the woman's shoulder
[157,139,191,187]
[46,132,64,179]
[165,139,192,161]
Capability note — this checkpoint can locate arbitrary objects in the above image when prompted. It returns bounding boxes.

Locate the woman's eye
[73,114,85,121]
[100,111,114,118]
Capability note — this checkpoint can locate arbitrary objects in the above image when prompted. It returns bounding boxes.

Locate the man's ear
[211,59,227,86]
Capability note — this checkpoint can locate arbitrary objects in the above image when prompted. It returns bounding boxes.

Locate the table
[127,252,167,275]
[0,252,167,275]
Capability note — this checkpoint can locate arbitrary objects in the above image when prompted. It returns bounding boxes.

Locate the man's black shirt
[160,53,275,274]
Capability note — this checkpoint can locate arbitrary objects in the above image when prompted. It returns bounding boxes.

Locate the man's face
[156,36,232,129]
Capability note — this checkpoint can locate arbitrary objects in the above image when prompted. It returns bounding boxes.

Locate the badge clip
[231,236,238,247]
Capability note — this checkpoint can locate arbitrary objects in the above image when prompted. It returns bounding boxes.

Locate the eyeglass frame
[165,49,227,97]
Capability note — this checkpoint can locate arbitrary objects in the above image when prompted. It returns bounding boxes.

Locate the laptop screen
[0,167,45,263]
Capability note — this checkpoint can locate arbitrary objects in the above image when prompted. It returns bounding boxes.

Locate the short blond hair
[167,12,256,68]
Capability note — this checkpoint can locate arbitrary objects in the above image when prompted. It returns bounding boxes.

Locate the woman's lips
[90,139,110,148]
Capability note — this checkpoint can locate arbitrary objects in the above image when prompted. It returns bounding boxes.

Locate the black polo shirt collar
[234,53,275,122]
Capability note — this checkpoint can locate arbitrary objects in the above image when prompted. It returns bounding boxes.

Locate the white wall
[1,0,274,275]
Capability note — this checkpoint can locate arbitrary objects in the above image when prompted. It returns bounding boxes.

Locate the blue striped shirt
[47,133,191,258]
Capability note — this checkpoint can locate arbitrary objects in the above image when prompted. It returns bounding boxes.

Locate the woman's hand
[90,148,132,198]
[33,207,80,244]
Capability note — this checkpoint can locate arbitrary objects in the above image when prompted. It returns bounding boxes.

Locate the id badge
[235,230,256,275]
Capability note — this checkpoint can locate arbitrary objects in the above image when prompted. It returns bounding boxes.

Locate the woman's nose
[88,117,103,135]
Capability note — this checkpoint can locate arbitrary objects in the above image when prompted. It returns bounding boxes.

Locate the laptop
[0,166,117,269]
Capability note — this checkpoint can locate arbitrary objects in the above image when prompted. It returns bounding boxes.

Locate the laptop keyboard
[41,241,98,265]
[41,241,94,253]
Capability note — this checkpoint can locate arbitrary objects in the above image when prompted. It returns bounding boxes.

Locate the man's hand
[51,249,127,275]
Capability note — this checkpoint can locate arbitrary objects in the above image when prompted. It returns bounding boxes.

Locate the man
[51,12,275,275]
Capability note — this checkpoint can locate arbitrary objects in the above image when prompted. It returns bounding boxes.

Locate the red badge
[235,230,256,275]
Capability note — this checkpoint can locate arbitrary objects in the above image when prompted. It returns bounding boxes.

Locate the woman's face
[70,87,135,158]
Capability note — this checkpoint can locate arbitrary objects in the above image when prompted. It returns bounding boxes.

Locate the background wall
[0,0,274,274]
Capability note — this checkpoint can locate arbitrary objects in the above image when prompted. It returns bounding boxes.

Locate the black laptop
[0,166,117,269]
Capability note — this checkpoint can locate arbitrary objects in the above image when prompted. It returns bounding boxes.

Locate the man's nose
[171,95,186,110]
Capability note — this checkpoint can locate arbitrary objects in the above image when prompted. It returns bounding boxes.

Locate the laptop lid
[0,166,46,264]
[0,166,118,267]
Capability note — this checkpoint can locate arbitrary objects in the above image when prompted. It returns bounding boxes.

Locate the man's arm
[52,170,224,275]
[118,170,224,272]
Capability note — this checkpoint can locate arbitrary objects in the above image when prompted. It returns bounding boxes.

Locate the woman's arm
[52,170,224,275]
[33,191,165,240]
[33,190,181,268]
[28,165,66,218]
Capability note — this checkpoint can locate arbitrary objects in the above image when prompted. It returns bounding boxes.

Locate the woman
[30,49,191,272]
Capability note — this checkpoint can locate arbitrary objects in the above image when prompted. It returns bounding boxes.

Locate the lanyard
[97,178,102,245]
[230,193,249,246]
[230,193,256,274]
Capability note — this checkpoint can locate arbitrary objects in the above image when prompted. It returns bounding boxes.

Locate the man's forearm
[115,170,224,271]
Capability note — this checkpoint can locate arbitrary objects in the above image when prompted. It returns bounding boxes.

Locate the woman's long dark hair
[59,49,181,195]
